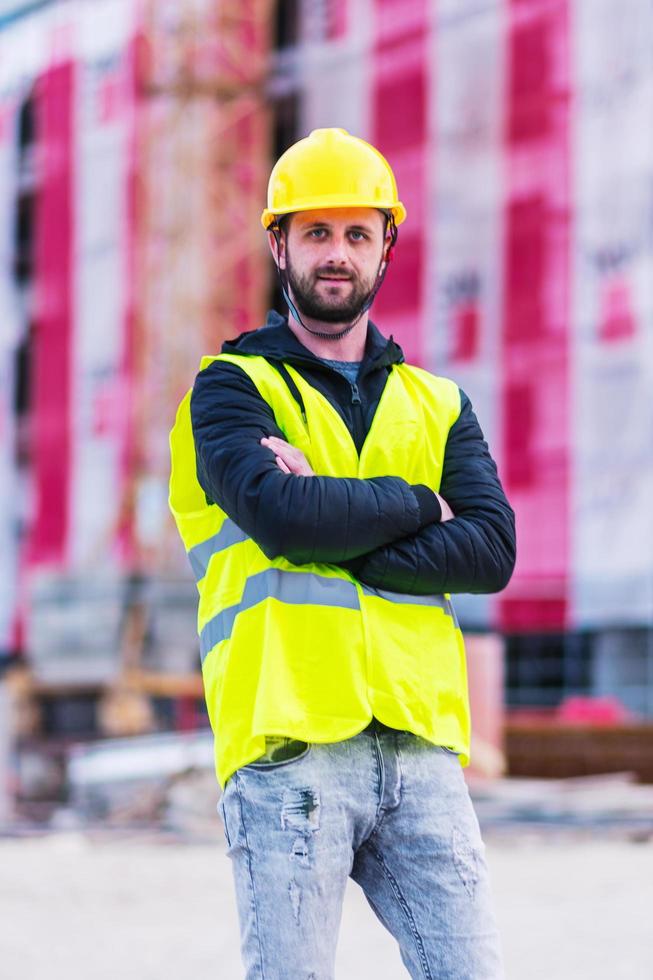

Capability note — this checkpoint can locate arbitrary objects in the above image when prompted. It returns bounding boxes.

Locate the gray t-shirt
[320,358,361,386]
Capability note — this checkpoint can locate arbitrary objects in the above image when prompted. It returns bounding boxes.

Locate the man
[169,128,515,978]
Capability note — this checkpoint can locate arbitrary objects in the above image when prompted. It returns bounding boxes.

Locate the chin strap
[270,215,398,340]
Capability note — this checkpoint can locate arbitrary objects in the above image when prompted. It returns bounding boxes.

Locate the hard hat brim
[261,200,407,230]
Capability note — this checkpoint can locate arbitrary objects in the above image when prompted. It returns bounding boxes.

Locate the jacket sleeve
[342,391,516,594]
[190,360,440,565]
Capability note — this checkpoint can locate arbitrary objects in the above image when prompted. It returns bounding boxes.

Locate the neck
[287,310,368,361]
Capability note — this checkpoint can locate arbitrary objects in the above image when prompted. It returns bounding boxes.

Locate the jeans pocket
[241,741,312,772]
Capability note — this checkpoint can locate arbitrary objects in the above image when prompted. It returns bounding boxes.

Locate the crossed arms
[190,362,516,595]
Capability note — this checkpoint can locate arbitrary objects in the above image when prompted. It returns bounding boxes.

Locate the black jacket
[190,311,516,595]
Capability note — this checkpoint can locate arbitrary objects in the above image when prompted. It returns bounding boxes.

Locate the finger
[276,449,299,469]
[261,438,293,467]
[262,437,291,454]
[270,442,300,466]
[276,455,292,474]
[264,435,292,449]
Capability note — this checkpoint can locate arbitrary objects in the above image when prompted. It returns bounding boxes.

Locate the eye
[349,230,368,242]
[308,228,327,239]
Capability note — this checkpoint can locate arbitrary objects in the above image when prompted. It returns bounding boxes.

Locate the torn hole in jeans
[452,826,479,898]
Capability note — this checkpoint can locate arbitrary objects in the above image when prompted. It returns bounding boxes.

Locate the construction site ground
[2,826,651,980]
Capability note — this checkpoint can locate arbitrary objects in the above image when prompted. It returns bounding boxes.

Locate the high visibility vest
[169,353,469,789]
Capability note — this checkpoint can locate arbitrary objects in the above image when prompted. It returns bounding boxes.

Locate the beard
[285,252,376,324]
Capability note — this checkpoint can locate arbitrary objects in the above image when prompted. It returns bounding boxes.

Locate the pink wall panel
[29,62,75,567]
[498,0,572,632]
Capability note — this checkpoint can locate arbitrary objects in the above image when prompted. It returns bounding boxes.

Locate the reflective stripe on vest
[199,567,360,659]
[197,567,459,661]
[188,518,249,581]
[188,523,458,631]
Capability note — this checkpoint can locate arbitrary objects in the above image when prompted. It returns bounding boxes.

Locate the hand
[436,493,455,522]
[261,436,315,476]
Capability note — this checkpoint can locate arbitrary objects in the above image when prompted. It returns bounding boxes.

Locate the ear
[378,230,394,273]
[379,216,398,271]
[267,227,287,270]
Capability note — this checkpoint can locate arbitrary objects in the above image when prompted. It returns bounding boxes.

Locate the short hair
[277,210,388,235]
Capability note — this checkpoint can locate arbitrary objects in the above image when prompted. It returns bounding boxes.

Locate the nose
[322,232,350,266]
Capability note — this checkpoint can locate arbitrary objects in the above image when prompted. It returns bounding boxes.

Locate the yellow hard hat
[261,127,407,230]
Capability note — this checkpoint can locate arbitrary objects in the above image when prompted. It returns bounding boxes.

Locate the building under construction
[1,0,652,800]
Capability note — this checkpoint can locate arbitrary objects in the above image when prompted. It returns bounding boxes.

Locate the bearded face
[278,208,388,327]
[285,251,379,323]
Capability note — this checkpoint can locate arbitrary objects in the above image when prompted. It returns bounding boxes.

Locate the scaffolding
[131,0,274,577]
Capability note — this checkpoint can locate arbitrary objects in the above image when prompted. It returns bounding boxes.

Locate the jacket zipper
[350,381,366,453]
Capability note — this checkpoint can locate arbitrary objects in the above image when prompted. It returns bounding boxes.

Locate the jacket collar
[221,310,405,378]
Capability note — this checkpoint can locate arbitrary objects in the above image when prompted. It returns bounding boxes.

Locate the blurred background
[0,0,652,977]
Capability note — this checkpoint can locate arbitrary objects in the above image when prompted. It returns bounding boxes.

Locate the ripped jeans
[218,720,505,979]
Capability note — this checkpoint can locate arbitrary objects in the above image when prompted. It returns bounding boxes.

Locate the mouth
[317,275,352,283]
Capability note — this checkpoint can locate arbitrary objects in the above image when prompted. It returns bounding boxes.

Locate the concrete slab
[0,831,651,979]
